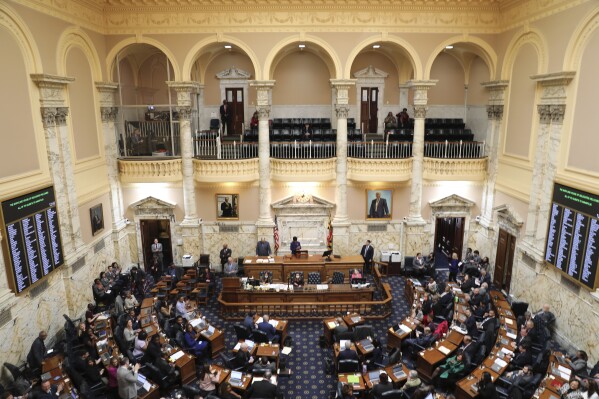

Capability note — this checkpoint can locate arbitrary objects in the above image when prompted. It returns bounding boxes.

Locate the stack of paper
[327,321,337,329]
[170,351,185,362]
[438,346,451,355]
[494,358,508,368]
[347,375,360,384]
[316,284,329,290]
[399,324,412,334]
[269,320,279,328]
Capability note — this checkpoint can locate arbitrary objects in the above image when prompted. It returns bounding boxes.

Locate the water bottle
[362,364,367,374]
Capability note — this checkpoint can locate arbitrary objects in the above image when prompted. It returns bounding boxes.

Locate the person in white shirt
[124,291,138,310]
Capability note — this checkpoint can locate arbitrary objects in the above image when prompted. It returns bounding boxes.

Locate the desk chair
[337,359,360,373]
[380,390,403,399]
[252,329,269,344]
[234,324,251,341]
[308,272,321,285]
[353,325,373,341]
[331,271,345,285]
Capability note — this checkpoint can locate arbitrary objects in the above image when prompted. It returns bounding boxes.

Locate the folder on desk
[399,324,412,334]
[347,375,360,384]
[327,321,337,329]
[438,346,451,355]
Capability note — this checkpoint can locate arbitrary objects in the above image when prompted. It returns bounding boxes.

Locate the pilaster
[479,80,509,228]
[398,84,410,110]
[31,74,85,264]
[331,79,356,225]
[166,81,201,227]
[406,80,437,223]
[250,80,276,228]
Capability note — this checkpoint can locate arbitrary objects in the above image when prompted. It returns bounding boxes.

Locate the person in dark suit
[233,342,254,370]
[27,331,47,372]
[360,240,374,274]
[220,243,232,269]
[371,372,394,398]
[369,192,389,218]
[479,310,499,335]
[460,335,477,366]
[246,370,277,398]
[220,197,233,217]
[338,341,359,362]
[464,308,478,338]
[256,238,272,256]
[478,371,498,399]
[36,380,64,399]
[507,344,532,371]
[257,315,278,343]
[219,100,230,135]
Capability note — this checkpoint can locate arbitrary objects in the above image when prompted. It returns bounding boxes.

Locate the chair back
[332,271,344,284]
[354,325,373,341]
[234,324,250,341]
[253,329,269,344]
[338,359,360,373]
[308,272,321,285]
[380,389,403,399]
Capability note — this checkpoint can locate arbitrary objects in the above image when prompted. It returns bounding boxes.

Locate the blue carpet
[200,271,448,398]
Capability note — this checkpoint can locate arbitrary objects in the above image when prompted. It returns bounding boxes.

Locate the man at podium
[290,236,302,255]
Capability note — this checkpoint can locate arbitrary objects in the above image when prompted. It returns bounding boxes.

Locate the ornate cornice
[95,82,119,108]
[531,71,576,106]
[16,0,587,35]
[100,106,119,123]
[166,81,201,107]
[31,74,75,108]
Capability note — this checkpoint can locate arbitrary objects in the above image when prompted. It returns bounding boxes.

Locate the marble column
[96,82,130,264]
[167,82,201,226]
[479,81,509,227]
[31,74,85,262]
[406,80,437,223]
[521,72,575,258]
[330,80,355,225]
[250,81,276,231]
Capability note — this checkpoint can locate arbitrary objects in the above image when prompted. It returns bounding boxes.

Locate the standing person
[106,357,120,399]
[250,111,259,132]
[360,240,374,274]
[220,244,232,270]
[151,238,163,269]
[117,358,140,399]
[290,236,301,255]
[256,238,272,256]
[369,192,389,218]
[220,100,230,135]
[384,112,397,133]
[27,331,47,373]
[397,108,410,128]
[448,252,460,282]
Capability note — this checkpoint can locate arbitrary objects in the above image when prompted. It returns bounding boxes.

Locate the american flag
[273,215,280,255]
[327,213,333,250]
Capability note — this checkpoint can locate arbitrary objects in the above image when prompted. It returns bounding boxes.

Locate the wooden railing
[217,277,392,321]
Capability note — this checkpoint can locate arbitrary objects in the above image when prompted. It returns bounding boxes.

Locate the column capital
[413,105,427,119]
[95,82,119,107]
[256,106,271,119]
[40,107,69,128]
[329,79,356,90]
[177,106,193,120]
[167,81,201,107]
[31,74,75,108]
[249,80,276,89]
[250,80,275,108]
[531,71,575,105]
[335,105,350,119]
[481,80,509,105]
[406,80,437,106]
[100,107,119,123]
[486,104,504,121]
[537,104,552,124]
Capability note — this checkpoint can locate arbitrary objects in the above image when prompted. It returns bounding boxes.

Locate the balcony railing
[424,140,485,158]
[193,138,485,160]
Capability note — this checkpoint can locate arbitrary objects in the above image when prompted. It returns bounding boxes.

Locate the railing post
[482,140,486,158]
[233,140,237,160]
[370,139,374,159]
[294,140,297,159]
[216,136,222,160]
[444,140,448,159]
[309,140,312,159]
[459,140,463,158]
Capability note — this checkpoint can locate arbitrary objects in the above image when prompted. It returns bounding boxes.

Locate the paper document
[244,260,252,264]
[256,317,263,324]
[316,284,329,290]
[269,320,279,328]
[281,347,292,355]
[505,318,514,325]
[438,346,451,355]
[399,324,412,334]
[327,321,337,329]
[506,332,517,339]
[501,348,514,356]
[494,358,508,368]
[170,351,185,361]
[557,365,571,375]
[142,381,152,391]
[347,375,360,384]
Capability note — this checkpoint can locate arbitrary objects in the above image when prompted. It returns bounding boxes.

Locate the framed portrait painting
[216,194,239,219]
[90,204,104,235]
[366,189,392,219]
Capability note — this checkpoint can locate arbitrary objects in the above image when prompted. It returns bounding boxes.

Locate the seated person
[371,372,393,398]
[83,357,105,386]
[290,236,302,255]
[431,351,466,389]
[504,364,534,395]
[384,112,397,132]
[506,344,532,372]
[566,350,589,377]
[365,339,384,370]
[218,382,242,399]
[224,256,238,277]
[197,363,221,398]
[246,370,277,399]
[253,356,276,374]
[412,253,425,274]
[426,277,438,294]
[400,370,422,393]
[302,123,313,140]
[559,379,582,399]
[257,314,279,343]
[460,274,476,294]
[338,340,359,362]
[143,334,164,364]
[243,312,256,334]
[132,331,148,358]
[124,291,139,310]
[250,111,259,131]
[27,330,48,372]
[259,271,273,284]
[351,269,363,279]
[184,323,208,357]
[175,295,193,320]
[341,384,354,399]
[233,342,254,370]
[292,272,304,287]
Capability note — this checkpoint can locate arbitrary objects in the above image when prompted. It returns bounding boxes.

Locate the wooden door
[433,217,465,259]
[226,88,244,135]
[360,87,378,133]
[494,229,516,292]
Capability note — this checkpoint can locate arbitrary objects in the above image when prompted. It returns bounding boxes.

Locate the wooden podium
[292,250,309,259]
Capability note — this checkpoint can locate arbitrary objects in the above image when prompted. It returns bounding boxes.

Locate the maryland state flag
[326,213,333,250]
[273,215,280,255]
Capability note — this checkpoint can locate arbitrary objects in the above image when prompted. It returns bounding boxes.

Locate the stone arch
[344,35,421,81]
[0,2,43,73]
[501,28,548,80]
[424,35,497,81]
[105,37,180,82]
[264,34,342,80]
[56,27,103,81]
[563,6,599,71]
[182,35,260,82]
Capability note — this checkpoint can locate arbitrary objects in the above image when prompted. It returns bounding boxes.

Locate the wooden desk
[253,316,289,345]
[232,340,258,356]
[323,317,347,346]
[42,354,63,373]
[199,325,226,358]
[255,344,280,369]
[226,285,374,306]
[355,339,374,359]
[386,319,416,351]
[138,382,160,399]
[166,350,196,384]
[209,364,231,385]
[384,363,410,387]
[455,367,499,399]
[338,373,366,393]
[343,313,365,329]
[227,371,252,392]
[416,347,447,381]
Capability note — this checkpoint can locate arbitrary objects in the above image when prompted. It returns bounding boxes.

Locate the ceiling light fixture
[373,44,381,49]
[224,45,232,49]
[445,45,454,49]
[298,44,306,49]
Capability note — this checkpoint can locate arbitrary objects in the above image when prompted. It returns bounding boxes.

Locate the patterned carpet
[199,271,444,399]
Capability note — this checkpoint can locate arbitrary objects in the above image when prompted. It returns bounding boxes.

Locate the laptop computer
[140,316,151,327]
[201,325,215,338]
[368,371,380,384]
[360,339,374,351]
[229,371,243,386]
[491,363,502,373]
[392,365,406,379]
[141,307,152,316]
[101,352,110,363]
[144,326,153,334]
[95,320,107,330]
[136,373,148,394]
